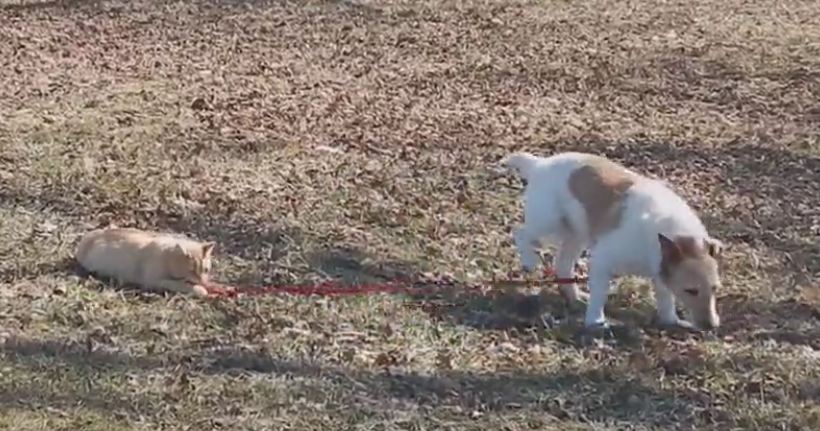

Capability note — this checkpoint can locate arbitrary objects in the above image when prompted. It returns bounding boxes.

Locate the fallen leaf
[374,351,398,368]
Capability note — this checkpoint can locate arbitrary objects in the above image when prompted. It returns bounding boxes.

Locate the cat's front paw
[191,284,210,297]
[201,282,238,298]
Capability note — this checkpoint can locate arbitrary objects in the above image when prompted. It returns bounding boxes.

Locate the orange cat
[75,227,216,296]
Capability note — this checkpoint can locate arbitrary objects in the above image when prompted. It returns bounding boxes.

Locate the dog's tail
[502,151,540,181]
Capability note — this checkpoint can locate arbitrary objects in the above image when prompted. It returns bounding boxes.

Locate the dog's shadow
[422,277,758,348]
[418,283,646,346]
[429,284,820,350]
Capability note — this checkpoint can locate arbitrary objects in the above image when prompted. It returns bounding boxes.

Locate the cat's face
[167,242,215,285]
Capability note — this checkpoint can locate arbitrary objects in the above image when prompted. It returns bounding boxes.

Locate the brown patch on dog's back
[568,156,637,237]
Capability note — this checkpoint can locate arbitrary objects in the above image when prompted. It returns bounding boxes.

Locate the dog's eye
[684,288,699,296]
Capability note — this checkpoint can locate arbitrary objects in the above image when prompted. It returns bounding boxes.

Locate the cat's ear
[174,243,187,255]
[201,242,216,257]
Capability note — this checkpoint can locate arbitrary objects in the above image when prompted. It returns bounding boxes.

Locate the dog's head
[658,233,723,330]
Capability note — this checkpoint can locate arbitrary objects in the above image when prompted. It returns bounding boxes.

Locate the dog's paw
[575,321,643,346]
[559,288,589,311]
[562,289,590,302]
[564,298,587,314]
[581,321,613,337]
[657,318,701,334]
[575,321,617,346]
[561,291,589,312]
[520,264,540,274]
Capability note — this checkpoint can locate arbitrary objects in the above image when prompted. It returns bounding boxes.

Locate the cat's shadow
[0,255,164,299]
[67,258,177,299]
[0,256,80,285]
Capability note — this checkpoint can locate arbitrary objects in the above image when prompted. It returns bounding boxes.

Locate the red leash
[204,267,587,299]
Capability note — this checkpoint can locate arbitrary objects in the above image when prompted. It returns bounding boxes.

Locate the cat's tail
[502,151,541,181]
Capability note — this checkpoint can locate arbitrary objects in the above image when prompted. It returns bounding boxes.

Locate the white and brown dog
[504,151,723,331]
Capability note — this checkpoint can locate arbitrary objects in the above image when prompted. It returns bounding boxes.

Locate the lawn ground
[0,0,819,430]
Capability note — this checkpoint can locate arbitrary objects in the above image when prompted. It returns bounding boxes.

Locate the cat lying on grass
[76,227,216,296]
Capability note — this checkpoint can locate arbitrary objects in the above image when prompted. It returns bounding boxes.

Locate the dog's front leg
[514,226,541,272]
[583,267,611,328]
[652,278,695,330]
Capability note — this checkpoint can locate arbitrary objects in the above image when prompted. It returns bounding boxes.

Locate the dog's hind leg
[583,265,612,328]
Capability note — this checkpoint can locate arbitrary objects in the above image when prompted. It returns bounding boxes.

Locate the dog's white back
[505,151,722,330]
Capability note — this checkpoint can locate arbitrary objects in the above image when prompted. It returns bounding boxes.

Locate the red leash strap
[204,267,588,299]
[542,266,587,285]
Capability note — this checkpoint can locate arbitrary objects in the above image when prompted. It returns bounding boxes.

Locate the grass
[0,0,819,429]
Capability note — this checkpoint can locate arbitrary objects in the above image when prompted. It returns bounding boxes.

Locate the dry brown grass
[1,0,819,429]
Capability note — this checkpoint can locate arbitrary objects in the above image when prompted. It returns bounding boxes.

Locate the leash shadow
[304,246,416,284]
[414,280,651,348]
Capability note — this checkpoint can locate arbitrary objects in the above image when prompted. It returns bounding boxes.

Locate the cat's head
[167,241,216,285]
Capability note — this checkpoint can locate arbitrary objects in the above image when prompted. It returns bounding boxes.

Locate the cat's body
[75,228,215,296]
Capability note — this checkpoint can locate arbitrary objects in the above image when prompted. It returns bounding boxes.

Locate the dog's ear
[658,233,682,263]
[704,237,724,259]
[675,236,702,258]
